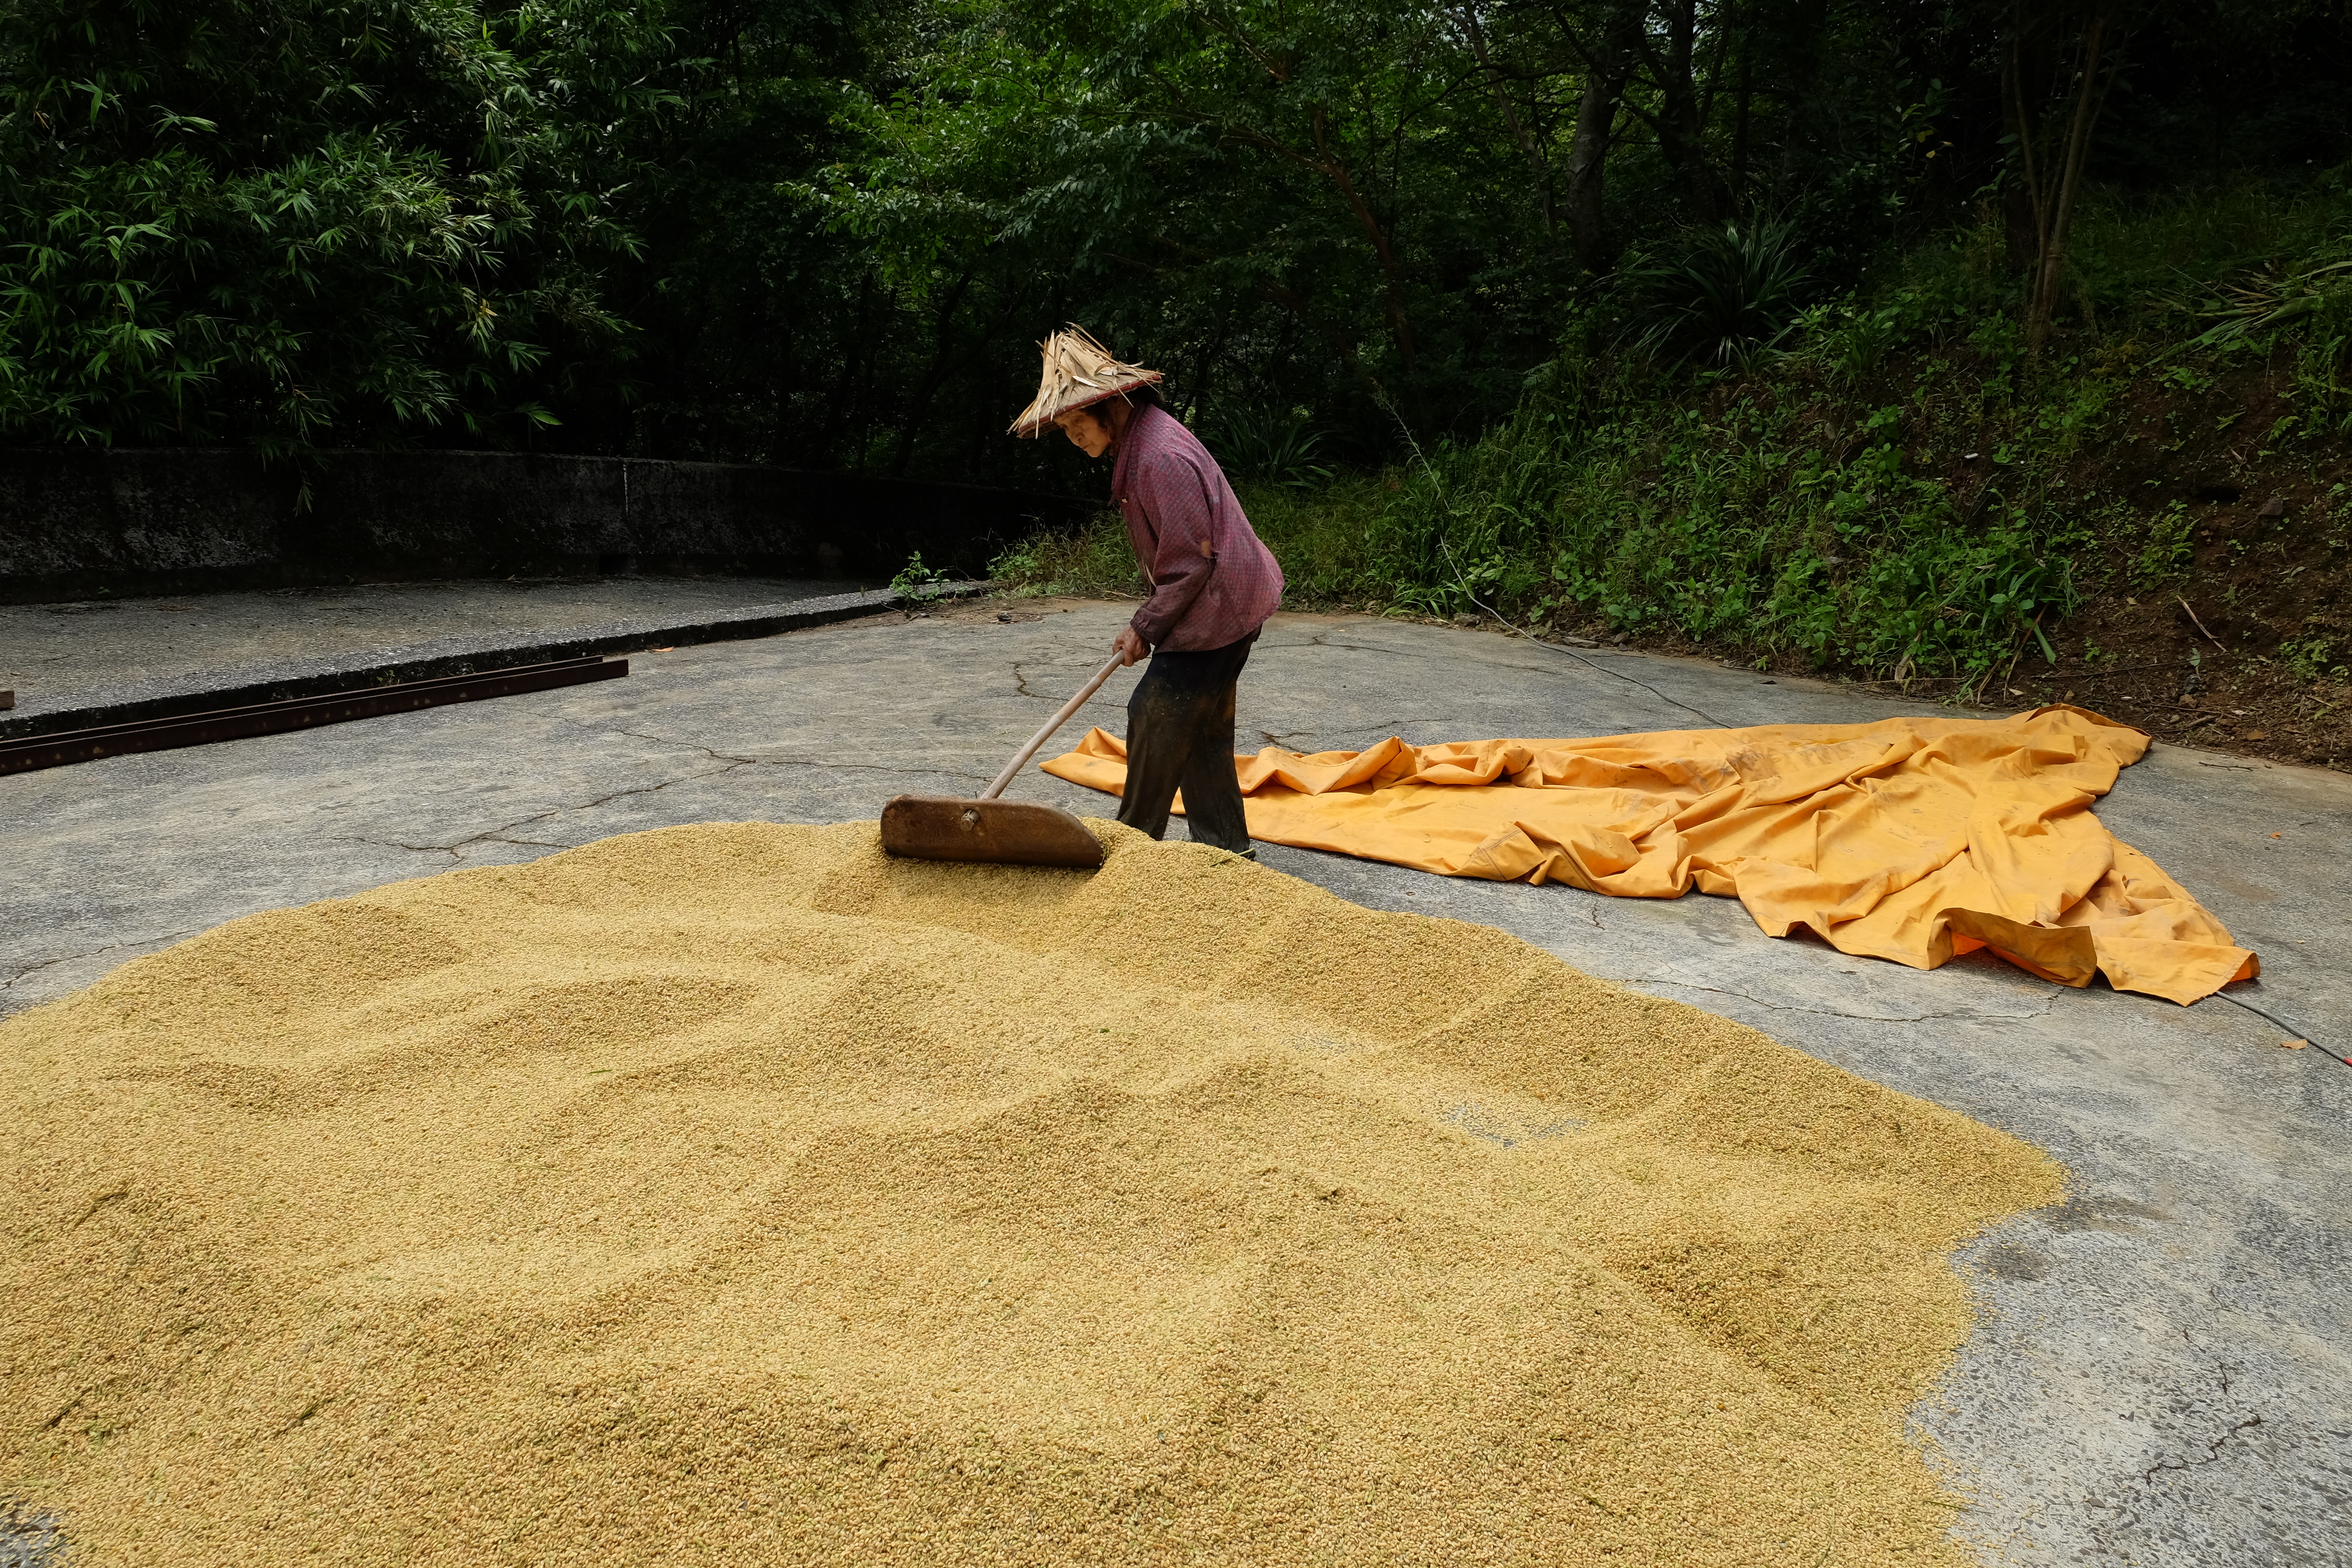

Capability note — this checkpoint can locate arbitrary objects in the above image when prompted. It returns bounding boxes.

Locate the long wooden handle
[981,651,1128,800]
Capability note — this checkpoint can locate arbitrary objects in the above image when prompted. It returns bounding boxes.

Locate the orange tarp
[1042,705,2257,1006]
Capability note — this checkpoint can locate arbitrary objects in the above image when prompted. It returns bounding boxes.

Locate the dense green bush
[1625,220,1815,369]
[1360,362,2085,695]
[0,0,672,452]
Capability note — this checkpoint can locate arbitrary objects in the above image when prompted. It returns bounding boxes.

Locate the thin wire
[2212,991,2350,1069]
[1376,394,1729,729]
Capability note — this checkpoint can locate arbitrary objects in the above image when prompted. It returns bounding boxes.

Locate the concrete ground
[2,596,2346,1567]
[0,575,873,724]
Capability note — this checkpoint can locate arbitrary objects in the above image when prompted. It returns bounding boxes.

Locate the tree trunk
[2029,11,2111,351]
[2002,33,2052,276]
[2001,182,2039,275]
[1561,13,1634,271]
[2007,4,2119,355]
[1311,103,1417,376]
[1728,12,1755,200]
[1629,0,1727,223]
[1772,0,1830,190]
[1461,4,1556,240]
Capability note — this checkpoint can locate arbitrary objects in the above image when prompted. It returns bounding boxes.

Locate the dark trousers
[1116,631,1257,854]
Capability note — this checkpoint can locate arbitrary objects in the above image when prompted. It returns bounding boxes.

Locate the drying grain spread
[0,821,2060,1565]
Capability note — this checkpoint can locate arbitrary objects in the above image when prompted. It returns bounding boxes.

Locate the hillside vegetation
[998,179,2352,769]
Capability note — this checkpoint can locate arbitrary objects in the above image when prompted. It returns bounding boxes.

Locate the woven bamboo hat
[1009,325,1163,438]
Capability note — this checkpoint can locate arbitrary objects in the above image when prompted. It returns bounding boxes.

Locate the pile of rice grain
[0,821,2060,1566]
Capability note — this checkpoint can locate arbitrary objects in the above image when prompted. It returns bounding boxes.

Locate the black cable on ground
[2214,990,2351,1068]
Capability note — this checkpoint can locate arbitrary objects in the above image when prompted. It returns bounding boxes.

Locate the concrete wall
[0,449,1093,602]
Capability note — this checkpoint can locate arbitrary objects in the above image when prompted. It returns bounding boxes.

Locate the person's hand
[1114,625,1148,667]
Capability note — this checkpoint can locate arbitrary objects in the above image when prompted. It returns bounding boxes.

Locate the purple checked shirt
[1110,404,1285,651]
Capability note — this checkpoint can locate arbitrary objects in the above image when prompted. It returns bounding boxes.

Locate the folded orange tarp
[1043,705,2257,1005]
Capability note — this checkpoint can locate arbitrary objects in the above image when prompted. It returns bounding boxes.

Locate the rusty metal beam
[0,657,626,777]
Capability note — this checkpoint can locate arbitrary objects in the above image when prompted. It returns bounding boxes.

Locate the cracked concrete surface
[2,599,2347,1566]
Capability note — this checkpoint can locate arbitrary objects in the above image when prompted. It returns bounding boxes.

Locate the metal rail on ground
[0,656,626,776]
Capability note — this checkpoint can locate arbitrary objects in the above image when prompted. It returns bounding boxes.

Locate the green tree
[0,0,664,451]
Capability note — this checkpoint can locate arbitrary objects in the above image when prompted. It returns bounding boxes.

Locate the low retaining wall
[0,449,1092,602]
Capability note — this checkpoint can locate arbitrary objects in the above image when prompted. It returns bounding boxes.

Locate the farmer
[1010,325,1284,857]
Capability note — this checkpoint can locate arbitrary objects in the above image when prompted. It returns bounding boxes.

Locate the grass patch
[990,515,1144,599]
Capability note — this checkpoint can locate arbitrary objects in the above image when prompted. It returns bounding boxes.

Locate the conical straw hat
[1009,325,1163,438]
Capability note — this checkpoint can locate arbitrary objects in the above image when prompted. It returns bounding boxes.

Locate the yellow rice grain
[0,821,2060,1565]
